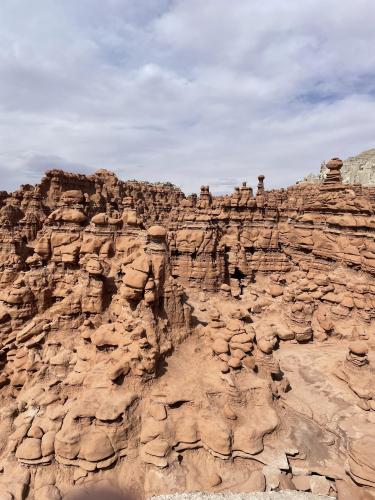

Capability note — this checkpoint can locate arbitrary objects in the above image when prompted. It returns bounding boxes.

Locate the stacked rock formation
[323,158,343,184]
[302,148,375,186]
[0,163,374,499]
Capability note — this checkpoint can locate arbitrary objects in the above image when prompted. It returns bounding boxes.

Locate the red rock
[0,166,375,498]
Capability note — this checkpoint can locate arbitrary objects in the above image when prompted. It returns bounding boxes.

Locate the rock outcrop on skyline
[0,163,374,499]
[302,148,375,186]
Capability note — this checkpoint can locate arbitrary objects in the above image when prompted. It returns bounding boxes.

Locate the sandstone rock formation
[302,148,375,186]
[0,164,374,499]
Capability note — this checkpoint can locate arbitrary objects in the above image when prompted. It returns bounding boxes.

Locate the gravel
[152,493,335,500]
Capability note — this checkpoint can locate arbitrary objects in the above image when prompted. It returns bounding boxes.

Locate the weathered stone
[0,164,374,500]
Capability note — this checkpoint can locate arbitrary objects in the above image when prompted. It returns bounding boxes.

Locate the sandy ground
[152,492,334,500]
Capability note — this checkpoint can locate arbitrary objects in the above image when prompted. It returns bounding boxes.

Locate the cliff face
[302,148,375,185]
[0,164,374,499]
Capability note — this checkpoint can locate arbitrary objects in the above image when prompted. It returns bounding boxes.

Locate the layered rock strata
[0,163,374,499]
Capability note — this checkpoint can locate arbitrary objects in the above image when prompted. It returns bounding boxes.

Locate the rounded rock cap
[326,157,343,171]
[147,225,167,237]
[349,340,368,356]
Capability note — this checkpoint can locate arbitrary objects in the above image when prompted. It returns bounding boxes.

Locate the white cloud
[0,0,374,194]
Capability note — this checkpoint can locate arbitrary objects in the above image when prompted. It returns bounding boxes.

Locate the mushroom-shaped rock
[324,157,343,184]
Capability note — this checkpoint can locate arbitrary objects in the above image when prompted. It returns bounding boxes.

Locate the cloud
[0,0,374,194]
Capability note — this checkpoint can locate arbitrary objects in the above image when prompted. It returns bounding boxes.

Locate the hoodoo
[324,157,343,184]
[0,165,374,498]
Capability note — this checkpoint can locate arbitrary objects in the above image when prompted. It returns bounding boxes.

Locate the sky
[0,0,375,194]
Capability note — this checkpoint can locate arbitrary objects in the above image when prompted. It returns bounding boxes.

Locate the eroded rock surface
[0,164,374,499]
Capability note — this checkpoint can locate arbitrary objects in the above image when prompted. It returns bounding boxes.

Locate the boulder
[16,438,42,460]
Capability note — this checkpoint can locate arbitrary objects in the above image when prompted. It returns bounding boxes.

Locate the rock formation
[302,148,375,186]
[334,341,375,411]
[0,164,374,499]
